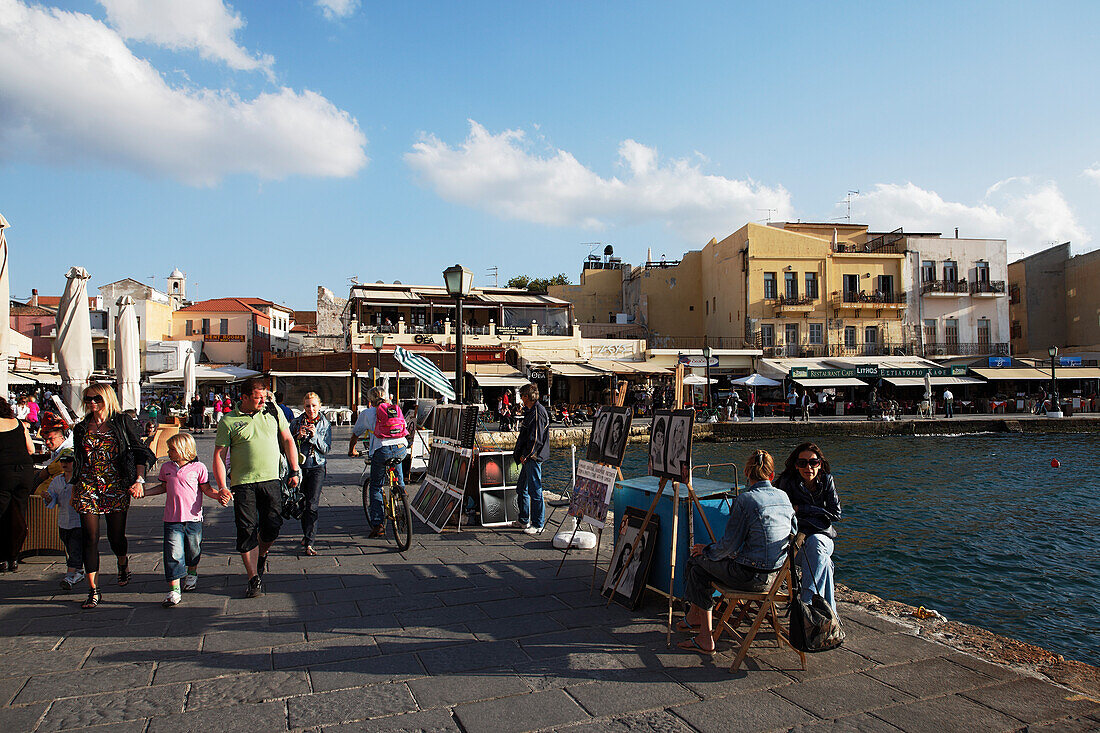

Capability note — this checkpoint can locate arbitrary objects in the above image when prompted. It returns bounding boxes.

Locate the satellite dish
[603,244,614,257]
[375,280,385,284]
[393,280,402,285]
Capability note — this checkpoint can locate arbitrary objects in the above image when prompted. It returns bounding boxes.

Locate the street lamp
[372,333,384,389]
[1048,345,1060,416]
[443,264,474,404]
[702,338,713,408]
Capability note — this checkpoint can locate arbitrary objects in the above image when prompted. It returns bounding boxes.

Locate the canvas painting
[649,409,693,482]
[601,507,660,609]
[568,459,618,528]
[586,409,611,462]
[600,407,632,467]
[648,412,669,477]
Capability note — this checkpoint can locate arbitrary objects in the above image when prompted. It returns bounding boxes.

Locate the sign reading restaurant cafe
[788,365,969,379]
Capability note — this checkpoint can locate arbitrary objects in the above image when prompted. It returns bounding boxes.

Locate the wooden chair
[710,545,805,672]
[22,494,66,557]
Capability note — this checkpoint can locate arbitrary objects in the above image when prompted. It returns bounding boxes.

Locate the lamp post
[702,338,713,408]
[371,333,384,389]
[1048,345,1061,417]
[443,264,474,404]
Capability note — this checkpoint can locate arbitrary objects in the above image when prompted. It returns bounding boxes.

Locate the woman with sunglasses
[776,442,842,612]
[70,384,154,609]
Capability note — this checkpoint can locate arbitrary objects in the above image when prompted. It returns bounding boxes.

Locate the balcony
[828,343,913,357]
[770,295,817,315]
[922,342,1009,357]
[970,280,1007,296]
[650,336,760,350]
[831,291,907,310]
[920,279,969,296]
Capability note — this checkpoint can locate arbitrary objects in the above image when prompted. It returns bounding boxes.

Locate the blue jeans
[516,459,544,528]
[749,404,755,421]
[369,444,407,527]
[797,533,836,612]
[945,400,954,418]
[163,521,202,581]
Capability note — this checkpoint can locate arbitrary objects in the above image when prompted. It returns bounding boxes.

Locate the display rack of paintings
[648,409,694,483]
[431,404,479,448]
[475,450,525,526]
[410,433,473,533]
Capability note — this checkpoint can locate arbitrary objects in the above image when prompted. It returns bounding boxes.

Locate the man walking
[747,388,756,421]
[800,388,811,422]
[213,377,300,598]
[511,383,550,535]
[943,388,954,418]
[787,386,798,421]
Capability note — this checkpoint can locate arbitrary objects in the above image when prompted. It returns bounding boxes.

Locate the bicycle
[361,455,413,552]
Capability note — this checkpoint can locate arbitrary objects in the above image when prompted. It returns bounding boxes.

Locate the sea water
[545,433,1100,666]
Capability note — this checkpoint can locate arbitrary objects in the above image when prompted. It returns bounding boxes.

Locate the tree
[507,273,571,293]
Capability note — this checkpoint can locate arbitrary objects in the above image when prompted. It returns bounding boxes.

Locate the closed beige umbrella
[115,295,141,412]
[183,348,196,407]
[56,266,94,415]
[0,214,10,397]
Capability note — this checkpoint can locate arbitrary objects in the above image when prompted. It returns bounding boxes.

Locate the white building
[904,235,1010,360]
[239,298,297,356]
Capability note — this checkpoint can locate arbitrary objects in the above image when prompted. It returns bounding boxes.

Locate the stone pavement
[2,430,1098,733]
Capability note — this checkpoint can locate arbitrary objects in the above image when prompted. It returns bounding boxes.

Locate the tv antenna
[582,242,604,258]
[756,208,777,222]
[838,190,860,222]
[486,266,499,287]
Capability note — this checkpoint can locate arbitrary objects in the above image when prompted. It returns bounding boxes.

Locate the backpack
[375,403,408,439]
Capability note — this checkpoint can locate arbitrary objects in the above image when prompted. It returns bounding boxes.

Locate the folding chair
[710,539,805,672]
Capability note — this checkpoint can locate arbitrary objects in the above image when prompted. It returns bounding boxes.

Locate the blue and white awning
[393,346,456,400]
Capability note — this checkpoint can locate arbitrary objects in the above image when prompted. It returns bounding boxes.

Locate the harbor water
[544,433,1100,666]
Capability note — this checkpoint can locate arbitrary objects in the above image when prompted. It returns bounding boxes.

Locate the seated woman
[775,442,841,612]
[678,450,796,655]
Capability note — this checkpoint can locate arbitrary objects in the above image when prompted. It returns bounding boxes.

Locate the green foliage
[506,273,571,293]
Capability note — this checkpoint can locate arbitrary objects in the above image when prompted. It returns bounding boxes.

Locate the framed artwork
[601,506,660,609]
[569,459,618,528]
[649,409,693,482]
[586,409,611,461]
[502,454,522,486]
[480,489,507,525]
[648,412,668,477]
[600,407,632,467]
[479,453,504,488]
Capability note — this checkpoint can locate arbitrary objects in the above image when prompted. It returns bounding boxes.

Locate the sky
[1,0,1098,311]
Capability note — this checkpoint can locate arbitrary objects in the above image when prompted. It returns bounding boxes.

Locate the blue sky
[2,0,1098,310]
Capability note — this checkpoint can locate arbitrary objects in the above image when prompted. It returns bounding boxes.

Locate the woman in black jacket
[71,384,154,609]
[775,442,841,612]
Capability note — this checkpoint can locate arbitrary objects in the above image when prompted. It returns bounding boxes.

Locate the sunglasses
[83,395,105,405]
[795,458,821,469]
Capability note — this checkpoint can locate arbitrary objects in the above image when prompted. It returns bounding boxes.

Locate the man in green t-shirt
[214,377,301,598]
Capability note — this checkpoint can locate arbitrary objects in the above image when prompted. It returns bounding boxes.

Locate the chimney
[30,288,38,307]
[955,228,959,238]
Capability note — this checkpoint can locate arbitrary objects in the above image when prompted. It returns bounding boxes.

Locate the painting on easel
[648,409,693,483]
[601,507,660,609]
[585,406,632,466]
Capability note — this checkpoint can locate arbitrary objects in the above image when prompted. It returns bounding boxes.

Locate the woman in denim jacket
[678,449,796,655]
[776,442,841,612]
[289,393,332,556]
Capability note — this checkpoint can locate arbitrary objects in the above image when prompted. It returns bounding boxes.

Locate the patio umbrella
[56,266,93,415]
[393,345,455,400]
[731,373,782,387]
[183,348,196,407]
[0,214,9,397]
[682,374,716,385]
[147,365,237,384]
[115,296,141,411]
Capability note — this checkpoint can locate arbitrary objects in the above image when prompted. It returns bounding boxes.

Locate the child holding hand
[42,448,84,590]
[136,433,231,607]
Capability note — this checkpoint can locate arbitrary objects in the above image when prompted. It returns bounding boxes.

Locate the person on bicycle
[349,387,408,538]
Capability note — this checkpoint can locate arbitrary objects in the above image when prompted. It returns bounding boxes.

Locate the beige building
[98,277,177,372]
[170,298,272,370]
[1009,242,1100,357]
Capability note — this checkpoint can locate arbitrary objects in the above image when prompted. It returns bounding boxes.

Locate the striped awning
[394,345,456,400]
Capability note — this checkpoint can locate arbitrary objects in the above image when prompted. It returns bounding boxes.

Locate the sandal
[677,637,716,657]
[117,559,131,587]
[675,620,701,632]
[303,546,319,557]
[82,588,102,609]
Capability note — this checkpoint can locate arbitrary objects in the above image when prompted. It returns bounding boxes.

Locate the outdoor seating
[710,544,805,672]
[23,494,65,557]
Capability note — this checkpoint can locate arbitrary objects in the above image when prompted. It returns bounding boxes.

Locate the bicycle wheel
[361,479,372,525]
[388,485,413,552]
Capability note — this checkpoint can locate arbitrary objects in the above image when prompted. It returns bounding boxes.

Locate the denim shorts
[163,521,202,581]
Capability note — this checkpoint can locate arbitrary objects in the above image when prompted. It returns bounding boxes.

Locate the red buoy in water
[1051,458,1060,468]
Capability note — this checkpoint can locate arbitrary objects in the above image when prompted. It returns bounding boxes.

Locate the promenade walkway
[2,431,1097,732]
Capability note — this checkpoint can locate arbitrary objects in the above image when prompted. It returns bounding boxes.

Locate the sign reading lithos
[203,334,244,342]
[586,342,641,358]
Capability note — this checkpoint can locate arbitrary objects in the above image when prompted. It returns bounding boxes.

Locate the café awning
[794,377,868,388]
[1048,367,1100,379]
[970,367,1050,381]
[589,360,670,375]
[468,363,530,388]
[549,362,610,377]
[883,376,984,387]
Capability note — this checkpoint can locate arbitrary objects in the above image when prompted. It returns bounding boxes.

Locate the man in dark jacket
[511,383,550,535]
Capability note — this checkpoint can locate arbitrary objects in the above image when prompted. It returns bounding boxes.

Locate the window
[220,318,229,335]
[977,318,991,345]
[975,262,990,283]
[945,318,959,346]
[173,282,179,292]
[763,272,777,299]
[805,273,818,299]
[808,323,823,344]
[32,323,41,337]
[864,325,878,344]
[784,323,799,347]
[705,301,709,315]
[1009,284,1021,304]
[921,260,935,283]
[843,274,860,300]
[923,319,937,344]
[201,318,210,335]
[877,275,894,295]
[1011,320,1022,339]
[943,261,957,282]
[844,326,857,347]
[185,320,193,336]
[784,272,798,299]
[760,324,775,346]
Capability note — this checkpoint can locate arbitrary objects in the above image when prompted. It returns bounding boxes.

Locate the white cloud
[0,0,367,185]
[316,0,358,20]
[1084,165,1100,184]
[405,121,793,241]
[850,179,1088,254]
[98,0,273,77]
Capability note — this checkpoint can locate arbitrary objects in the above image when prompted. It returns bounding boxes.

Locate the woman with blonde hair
[70,384,155,609]
[677,449,796,655]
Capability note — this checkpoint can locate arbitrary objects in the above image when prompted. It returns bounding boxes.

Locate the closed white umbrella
[183,348,196,407]
[731,373,782,387]
[923,372,933,399]
[115,295,141,411]
[56,266,94,415]
[682,374,716,385]
[0,214,10,397]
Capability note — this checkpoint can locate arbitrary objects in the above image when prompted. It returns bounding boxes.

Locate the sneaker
[60,571,84,590]
[369,524,385,538]
[523,525,543,536]
[162,590,182,607]
[182,574,198,592]
[245,576,263,598]
[256,554,268,578]
[510,520,530,529]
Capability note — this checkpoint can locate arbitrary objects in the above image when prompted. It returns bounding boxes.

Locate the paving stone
[152,648,273,684]
[305,612,401,641]
[0,675,28,706]
[77,720,152,733]
[309,653,428,693]
[0,647,88,677]
[454,688,590,733]
[373,624,478,656]
[39,682,188,731]
[558,709,697,733]
[841,606,915,635]
[566,678,698,717]
[265,600,361,625]
[324,707,461,732]
[394,601,489,629]
[518,627,621,661]
[356,592,445,616]
[202,626,306,653]
[407,671,530,708]
[186,669,310,709]
[465,610,567,641]
[272,633,380,668]
[435,585,516,607]
[477,595,569,619]
[939,652,1025,682]
[788,711,910,732]
[863,656,1002,698]
[224,590,316,616]
[664,663,793,699]
[774,671,914,718]
[672,689,818,733]
[148,700,288,732]
[871,694,1022,733]
[84,635,203,667]
[417,638,531,675]
[960,677,1100,724]
[15,661,154,703]
[755,646,877,681]
[0,702,48,731]
[513,652,637,691]
[287,682,418,728]
[315,583,402,605]
[843,632,948,665]
[59,620,171,649]
[399,576,477,596]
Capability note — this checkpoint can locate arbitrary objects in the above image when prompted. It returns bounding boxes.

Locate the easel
[604,364,717,647]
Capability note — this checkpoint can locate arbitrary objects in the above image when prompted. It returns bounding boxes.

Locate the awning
[14,371,61,385]
[473,374,531,387]
[7,372,35,386]
[794,377,868,388]
[970,367,1050,381]
[268,371,352,378]
[883,376,984,387]
[589,360,671,375]
[1049,367,1100,379]
[549,362,609,377]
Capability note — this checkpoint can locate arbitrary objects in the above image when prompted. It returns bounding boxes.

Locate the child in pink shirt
[138,433,231,607]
